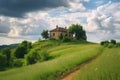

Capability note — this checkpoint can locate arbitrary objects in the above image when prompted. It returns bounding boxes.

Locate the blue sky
[0,0,120,45]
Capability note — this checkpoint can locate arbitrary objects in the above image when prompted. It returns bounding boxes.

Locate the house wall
[50,31,67,40]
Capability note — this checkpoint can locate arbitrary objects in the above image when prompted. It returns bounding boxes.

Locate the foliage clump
[41,30,49,40]
[68,24,87,40]
[0,54,7,70]
[12,59,25,67]
[25,49,49,65]
[100,39,119,48]
[14,40,32,58]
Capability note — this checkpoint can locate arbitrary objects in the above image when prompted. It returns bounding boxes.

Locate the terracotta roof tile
[50,27,67,32]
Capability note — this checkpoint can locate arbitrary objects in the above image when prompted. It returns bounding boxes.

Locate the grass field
[0,43,102,80]
[72,47,120,80]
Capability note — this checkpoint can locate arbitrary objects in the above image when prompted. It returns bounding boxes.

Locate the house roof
[50,26,67,32]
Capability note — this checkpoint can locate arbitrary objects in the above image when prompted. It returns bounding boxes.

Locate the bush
[100,40,109,47]
[39,50,49,61]
[13,59,25,67]
[0,54,7,70]
[62,36,70,42]
[25,49,49,65]
[25,49,40,64]
[107,43,115,48]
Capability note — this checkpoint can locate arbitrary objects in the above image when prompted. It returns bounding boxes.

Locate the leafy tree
[14,45,27,58]
[20,40,32,52]
[13,41,32,58]
[21,41,32,49]
[41,30,49,39]
[68,24,87,40]
[1,48,11,66]
[110,39,116,44]
[0,54,7,70]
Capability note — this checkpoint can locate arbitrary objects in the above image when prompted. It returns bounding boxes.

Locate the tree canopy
[68,24,87,40]
[14,40,32,58]
[41,30,49,39]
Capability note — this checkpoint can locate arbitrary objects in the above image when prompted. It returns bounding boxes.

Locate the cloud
[0,0,69,17]
[0,0,92,17]
[85,1,120,41]
[0,0,120,45]
[0,17,11,33]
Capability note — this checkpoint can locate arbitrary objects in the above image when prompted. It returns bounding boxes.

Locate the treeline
[0,44,19,51]
[0,41,49,71]
[100,39,120,48]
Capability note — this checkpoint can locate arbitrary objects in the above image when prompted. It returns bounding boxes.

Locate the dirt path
[60,53,101,80]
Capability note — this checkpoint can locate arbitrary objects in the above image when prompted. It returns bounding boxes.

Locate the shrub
[13,59,25,67]
[39,50,49,61]
[116,43,120,47]
[25,49,40,64]
[100,40,109,47]
[107,43,115,48]
[62,36,70,42]
[25,49,49,65]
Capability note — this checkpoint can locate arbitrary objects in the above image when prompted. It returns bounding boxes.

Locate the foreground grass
[0,44,102,80]
[72,47,120,80]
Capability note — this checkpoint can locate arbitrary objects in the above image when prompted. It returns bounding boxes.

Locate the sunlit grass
[72,47,120,80]
[0,44,102,80]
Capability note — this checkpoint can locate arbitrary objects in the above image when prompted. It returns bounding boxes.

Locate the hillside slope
[0,41,102,80]
[72,47,120,80]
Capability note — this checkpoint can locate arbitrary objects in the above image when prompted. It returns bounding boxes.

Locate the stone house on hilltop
[50,25,73,40]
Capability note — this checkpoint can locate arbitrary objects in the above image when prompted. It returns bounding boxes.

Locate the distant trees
[0,40,51,71]
[68,24,87,40]
[100,39,120,48]
[41,30,49,39]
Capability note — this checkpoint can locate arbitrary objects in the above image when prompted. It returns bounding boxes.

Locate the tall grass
[0,44,102,80]
[72,47,120,80]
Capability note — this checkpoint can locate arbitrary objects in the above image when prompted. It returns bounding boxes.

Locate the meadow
[72,47,120,80]
[0,42,102,80]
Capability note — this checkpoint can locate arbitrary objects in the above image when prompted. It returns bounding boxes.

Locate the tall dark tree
[110,39,116,44]
[0,54,7,69]
[14,45,26,58]
[41,30,49,39]
[2,48,11,66]
[14,41,32,58]
[68,24,87,40]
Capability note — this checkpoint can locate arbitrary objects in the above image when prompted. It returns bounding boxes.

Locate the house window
[53,33,55,36]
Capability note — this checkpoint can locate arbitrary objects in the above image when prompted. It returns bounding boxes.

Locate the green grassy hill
[72,47,120,80]
[0,40,102,80]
